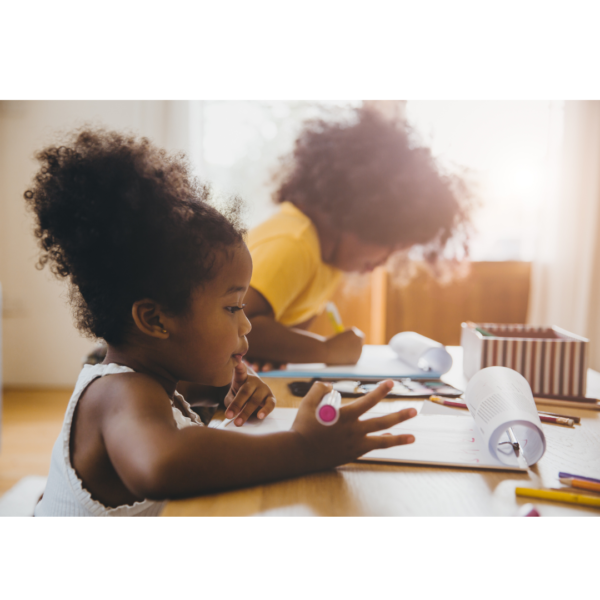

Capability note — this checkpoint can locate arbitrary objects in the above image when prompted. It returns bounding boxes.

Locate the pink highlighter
[316,390,342,426]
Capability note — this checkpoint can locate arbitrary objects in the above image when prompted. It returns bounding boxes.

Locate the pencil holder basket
[461,323,589,397]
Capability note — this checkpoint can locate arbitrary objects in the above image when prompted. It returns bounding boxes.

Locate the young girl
[26,128,416,516]
[245,106,474,370]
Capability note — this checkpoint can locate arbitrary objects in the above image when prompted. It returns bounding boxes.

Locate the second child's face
[331,232,408,273]
[163,243,253,387]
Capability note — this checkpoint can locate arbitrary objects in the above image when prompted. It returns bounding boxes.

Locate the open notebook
[259,344,442,379]
[216,367,546,472]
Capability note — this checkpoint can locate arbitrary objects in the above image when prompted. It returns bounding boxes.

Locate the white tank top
[35,363,203,517]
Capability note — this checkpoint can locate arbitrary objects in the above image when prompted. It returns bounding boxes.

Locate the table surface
[163,348,600,516]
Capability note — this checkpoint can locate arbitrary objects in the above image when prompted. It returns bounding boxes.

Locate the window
[406,101,564,261]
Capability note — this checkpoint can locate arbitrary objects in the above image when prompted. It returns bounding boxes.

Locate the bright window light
[195,101,361,228]
[406,101,564,261]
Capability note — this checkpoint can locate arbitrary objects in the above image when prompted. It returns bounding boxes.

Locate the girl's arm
[100,375,415,500]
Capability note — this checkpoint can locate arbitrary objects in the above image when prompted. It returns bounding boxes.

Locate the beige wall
[0,101,193,387]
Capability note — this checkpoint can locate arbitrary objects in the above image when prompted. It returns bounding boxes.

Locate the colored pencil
[534,397,600,411]
[534,393,598,403]
[537,410,580,424]
[538,415,574,427]
[515,487,600,508]
[559,477,600,493]
[466,321,495,337]
[558,472,600,485]
[429,396,574,425]
[326,302,345,334]
[429,396,468,409]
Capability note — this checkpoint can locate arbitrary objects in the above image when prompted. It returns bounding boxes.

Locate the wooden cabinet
[309,261,531,346]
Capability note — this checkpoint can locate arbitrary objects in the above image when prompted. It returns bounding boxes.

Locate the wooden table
[163,348,600,516]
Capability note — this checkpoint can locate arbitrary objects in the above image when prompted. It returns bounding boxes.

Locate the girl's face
[163,243,253,387]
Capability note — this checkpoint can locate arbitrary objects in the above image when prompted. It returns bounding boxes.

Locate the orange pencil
[559,477,600,493]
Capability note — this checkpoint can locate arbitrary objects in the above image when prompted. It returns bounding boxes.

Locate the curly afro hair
[24,127,246,345]
[273,106,475,262]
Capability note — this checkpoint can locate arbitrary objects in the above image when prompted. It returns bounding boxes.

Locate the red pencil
[428,396,468,409]
[534,393,598,404]
[538,415,574,427]
[428,396,574,426]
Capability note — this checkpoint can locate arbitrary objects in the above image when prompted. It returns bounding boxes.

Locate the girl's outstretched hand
[224,359,276,426]
[292,380,416,469]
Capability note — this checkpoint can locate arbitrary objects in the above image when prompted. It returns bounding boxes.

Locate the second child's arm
[244,286,363,365]
[100,375,415,501]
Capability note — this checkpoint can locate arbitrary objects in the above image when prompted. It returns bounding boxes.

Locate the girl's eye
[226,304,246,314]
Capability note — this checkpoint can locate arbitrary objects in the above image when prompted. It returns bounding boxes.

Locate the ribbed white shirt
[35,363,203,517]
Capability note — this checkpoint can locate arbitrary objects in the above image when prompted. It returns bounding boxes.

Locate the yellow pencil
[326,302,345,334]
[515,487,600,509]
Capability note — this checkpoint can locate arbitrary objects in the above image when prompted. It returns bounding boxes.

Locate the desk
[163,348,600,516]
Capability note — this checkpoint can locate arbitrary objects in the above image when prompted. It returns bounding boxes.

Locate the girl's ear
[131,299,169,339]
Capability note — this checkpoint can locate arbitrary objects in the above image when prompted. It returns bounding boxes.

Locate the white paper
[389,332,453,374]
[277,345,434,378]
[215,402,530,471]
[465,366,546,467]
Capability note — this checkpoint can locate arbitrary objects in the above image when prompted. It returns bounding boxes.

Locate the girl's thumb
[233,357,247,383]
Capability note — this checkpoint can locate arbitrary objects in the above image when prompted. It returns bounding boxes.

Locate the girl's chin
[216,364,235,386]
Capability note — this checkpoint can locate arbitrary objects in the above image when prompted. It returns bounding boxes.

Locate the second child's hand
[224,358,276,426]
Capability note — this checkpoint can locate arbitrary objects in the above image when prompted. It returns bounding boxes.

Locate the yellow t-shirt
[247,202,342,327]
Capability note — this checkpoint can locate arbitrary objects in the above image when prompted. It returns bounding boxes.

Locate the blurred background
[1,99,599,387]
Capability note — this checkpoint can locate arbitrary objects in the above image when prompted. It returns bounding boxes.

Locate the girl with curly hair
[244,106,473,370]
[26,127,416,516]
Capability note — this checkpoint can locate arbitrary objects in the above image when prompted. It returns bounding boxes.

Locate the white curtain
[0,101,195,386]
[528,101,600,370]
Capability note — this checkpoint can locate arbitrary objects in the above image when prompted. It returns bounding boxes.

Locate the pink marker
[316,390,342,426]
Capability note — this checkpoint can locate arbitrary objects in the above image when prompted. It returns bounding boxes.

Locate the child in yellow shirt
[244,106,473,369]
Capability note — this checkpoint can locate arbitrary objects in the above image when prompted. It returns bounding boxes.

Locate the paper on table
[465,367,546,467]
[260,345,441,379]
[214,403,529,471]
[389,332,453,375]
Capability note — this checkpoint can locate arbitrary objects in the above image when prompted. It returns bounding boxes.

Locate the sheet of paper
[465,367,546,467]
[389,332,453,374]
[213,406,526,471]
[260,345,440,379]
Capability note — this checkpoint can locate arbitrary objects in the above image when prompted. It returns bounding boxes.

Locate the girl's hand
[224,359,276,426]
[292,380,416,469]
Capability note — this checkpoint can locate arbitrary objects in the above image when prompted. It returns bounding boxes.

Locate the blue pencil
[558,471,600,485]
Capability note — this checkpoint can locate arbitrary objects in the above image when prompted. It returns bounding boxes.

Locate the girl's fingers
[360,408,417,434]
[257,395,276,420]
[301,381,334,410]
[231,360,248,388]
[365,433,415,452]
[233,390,263,425]
[225,384,254,419]
[342,380,394,420]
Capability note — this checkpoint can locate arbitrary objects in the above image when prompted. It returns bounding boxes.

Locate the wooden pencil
[515,487,600,508]
[537,410,581,424]
[534,393,598,403]
[559,477,600,493]
[534,397,600,411]
[430,396,576,424]
[539,415,574,426]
